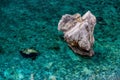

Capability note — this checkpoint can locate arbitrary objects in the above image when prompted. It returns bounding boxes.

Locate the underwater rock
[20,48,39,59]
[58,11,96,56]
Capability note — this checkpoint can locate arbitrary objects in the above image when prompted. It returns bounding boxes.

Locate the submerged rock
[20,48,39,59]
[58,11,96,56]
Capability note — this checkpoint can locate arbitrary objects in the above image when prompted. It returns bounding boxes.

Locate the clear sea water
[0,0,120,80]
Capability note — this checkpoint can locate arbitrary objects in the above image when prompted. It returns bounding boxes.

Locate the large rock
[58,11,96,56]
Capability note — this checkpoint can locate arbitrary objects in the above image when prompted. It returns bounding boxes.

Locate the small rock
[20,48,39,60]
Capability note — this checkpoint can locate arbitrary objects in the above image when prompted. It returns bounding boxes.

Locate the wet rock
[58,11,96,56]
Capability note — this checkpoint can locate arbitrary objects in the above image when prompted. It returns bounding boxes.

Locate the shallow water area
[0,0,120,80]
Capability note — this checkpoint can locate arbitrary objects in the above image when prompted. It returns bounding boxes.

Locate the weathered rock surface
[58,11,96,56]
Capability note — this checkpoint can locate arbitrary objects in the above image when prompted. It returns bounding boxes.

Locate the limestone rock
[58,11,96,56]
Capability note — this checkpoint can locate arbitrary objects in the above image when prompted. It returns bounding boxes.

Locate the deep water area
[0,0,120,80]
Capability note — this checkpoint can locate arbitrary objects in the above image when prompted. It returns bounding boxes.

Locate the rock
[58,11,96,56]
[20,48,39,60]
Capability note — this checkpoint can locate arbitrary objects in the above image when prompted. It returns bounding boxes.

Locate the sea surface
[0,0,120,80]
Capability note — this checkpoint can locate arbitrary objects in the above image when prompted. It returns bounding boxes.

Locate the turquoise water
[0,0,120,80]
